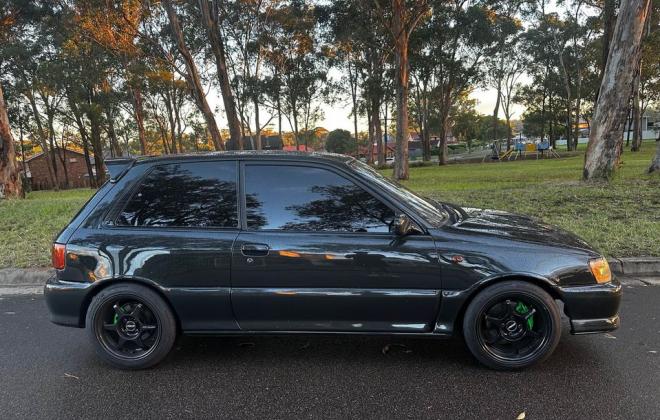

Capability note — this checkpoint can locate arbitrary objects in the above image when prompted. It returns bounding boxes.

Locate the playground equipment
[483,140,560,162]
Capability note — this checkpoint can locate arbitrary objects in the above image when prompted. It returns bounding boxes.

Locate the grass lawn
[0,142,658,268]
[1,188,93,268]
[396,141,659,258]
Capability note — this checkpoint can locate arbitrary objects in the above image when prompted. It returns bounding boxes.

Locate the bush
[325,129,355,155]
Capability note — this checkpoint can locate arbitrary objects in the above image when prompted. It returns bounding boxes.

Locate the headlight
[589,258,612,284]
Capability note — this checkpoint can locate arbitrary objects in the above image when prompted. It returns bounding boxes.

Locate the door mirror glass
[392,214,419,236]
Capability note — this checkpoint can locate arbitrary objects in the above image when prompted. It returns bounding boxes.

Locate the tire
[462,281,561,370]
[86,283,177,369]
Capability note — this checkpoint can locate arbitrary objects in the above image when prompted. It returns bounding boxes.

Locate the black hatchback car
[45,152,621,370]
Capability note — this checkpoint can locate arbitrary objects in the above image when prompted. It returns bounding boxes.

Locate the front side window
[244,165,395,232]
[117,161,238,228]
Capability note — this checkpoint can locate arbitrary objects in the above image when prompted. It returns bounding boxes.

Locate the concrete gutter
[608,257,660,276]
[0,268,52,295]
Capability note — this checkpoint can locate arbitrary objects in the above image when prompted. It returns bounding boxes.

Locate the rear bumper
[44,275,92,328]
[558,278,622,335]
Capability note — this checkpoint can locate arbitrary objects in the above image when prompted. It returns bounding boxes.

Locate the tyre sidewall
[86,283,177,370]
[463,281,561,370]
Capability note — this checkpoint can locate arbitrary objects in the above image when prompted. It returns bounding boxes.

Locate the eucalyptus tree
[222,0,278,150]
[584,0,651,180]
[483,0,525,146]
[325,0,392,164]
[266,0,327,150]
[0,0,27,197]
[414,0,497,165]
[375,0,430,180]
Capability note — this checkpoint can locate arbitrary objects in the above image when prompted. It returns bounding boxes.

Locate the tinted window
[349,160,448,227]
[117,161,238,228]
[245,165,395,232]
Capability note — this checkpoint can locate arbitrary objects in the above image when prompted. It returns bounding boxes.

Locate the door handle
[241,243,270,257]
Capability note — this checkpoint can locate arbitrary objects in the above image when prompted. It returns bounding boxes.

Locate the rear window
[117,161,238,228]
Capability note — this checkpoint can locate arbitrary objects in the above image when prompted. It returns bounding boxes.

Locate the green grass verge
[394,142,659,258]
[0,188,93,268]
[1,142,658,268]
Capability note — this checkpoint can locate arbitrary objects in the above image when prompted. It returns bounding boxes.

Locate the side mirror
[393,214,418,236]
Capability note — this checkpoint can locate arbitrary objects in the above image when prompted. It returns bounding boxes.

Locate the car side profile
[45,152,621,370]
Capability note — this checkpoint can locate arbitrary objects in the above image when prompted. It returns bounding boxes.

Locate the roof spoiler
[105,158,135,181]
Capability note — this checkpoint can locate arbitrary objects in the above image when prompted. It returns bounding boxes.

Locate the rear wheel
[463,281,561,370]
[86,284,177,369]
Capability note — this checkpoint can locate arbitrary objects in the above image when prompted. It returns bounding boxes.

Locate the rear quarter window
[116,161,238,228]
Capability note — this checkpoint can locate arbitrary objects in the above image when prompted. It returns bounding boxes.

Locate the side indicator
[589,258,612,284]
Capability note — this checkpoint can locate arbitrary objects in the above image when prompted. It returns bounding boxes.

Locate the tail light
[52,243,66,270]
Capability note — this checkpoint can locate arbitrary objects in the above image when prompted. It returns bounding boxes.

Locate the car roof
[133,150,354,165]
[105,151,358,180]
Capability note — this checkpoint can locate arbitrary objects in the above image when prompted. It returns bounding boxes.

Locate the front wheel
[86,283,177,369]
[463,281,561,370]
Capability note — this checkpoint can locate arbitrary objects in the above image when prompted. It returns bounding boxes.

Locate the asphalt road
[1,279,658,419]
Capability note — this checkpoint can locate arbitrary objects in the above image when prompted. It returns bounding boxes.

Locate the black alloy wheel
[463,281,561,370]
[95,299,160,359]
[86,284,177,369]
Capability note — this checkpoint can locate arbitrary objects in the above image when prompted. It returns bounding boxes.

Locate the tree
[198,0,242,149]
[162,0,224,151]
[584,0,651,180]
[0,83,22,198]
[377,0,429,180]
[325,129,354,154]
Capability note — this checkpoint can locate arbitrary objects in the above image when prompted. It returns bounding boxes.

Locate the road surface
[0,277,658,419]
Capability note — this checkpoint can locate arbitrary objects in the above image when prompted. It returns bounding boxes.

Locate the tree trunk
[648,132,660,173]
[599,0,616,90]
[631,71,642,151]
[106,110,123,157]
[68,95,96,188]
[198,0,243,148]
[584,0,651,180]
[85,98,106,186]
[392,1,410,180]
[163,0,224,151]
[254,96,262,150]
[366,105,374,164]
[56,128,71,188]
[131,86,148,155]
[0,83,22,198]
[25,89,58,189]
[438,113,449,166]
[373,98,384,167]
[350,61,359,157]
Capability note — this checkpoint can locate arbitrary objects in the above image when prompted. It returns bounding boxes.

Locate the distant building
[23,148,94,190]
[282,144,315,152]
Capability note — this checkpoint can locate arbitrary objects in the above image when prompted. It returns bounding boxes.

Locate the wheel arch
[79,278,181,332]
[451,274,562,335]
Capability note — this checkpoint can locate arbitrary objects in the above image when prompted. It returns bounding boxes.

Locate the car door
[230,161,442,333]
[95,159,241,331]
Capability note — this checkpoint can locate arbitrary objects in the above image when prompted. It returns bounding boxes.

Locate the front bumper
[44,275,93,328]
[558,277,622,335]
[571,315,620,334]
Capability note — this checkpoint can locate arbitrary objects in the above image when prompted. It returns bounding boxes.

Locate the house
[23,148,94,190]
[358,143,396,162]
[282,144,315,152]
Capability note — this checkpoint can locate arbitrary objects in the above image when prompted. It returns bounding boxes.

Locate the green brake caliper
[112,304,129,325]
[515,301,534,330]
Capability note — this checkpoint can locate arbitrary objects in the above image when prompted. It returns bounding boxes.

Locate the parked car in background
[45,152,621,370]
